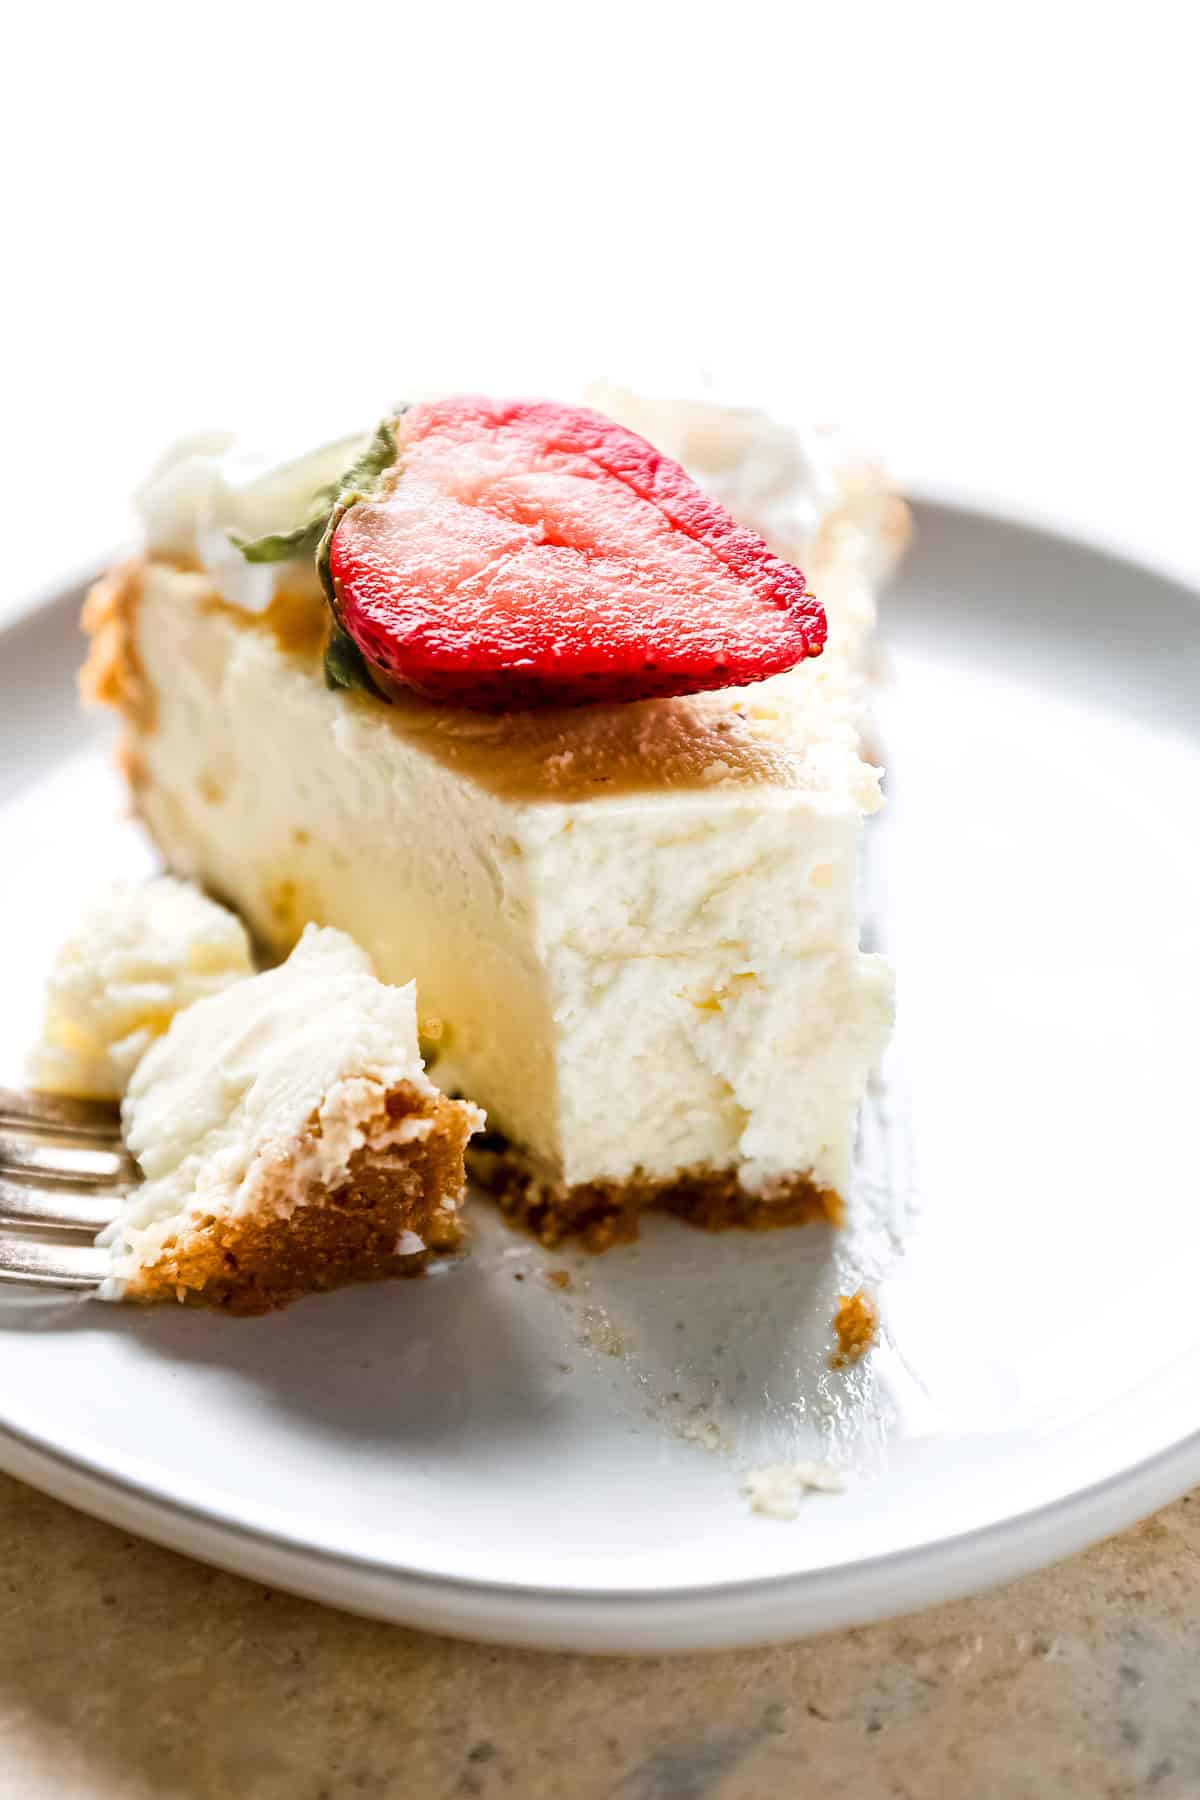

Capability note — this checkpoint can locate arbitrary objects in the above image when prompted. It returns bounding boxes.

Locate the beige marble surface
[1,1476,1197,1798]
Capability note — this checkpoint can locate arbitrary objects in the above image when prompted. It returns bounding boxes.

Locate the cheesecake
[100,924,481,1313]
[32,875,253,1099]
[83,394,905,1246]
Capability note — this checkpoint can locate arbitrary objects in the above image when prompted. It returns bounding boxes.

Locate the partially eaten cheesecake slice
[84,394,904,1247]
[101,924,480,1313]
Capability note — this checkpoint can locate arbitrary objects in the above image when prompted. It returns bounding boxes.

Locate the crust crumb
[743,1461,846,1520]
[830,1287,879,1367]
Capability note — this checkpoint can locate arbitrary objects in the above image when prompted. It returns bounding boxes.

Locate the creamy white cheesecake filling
[100,924,474,1294]
[128,564,892,1198]
[32,875,253,1099]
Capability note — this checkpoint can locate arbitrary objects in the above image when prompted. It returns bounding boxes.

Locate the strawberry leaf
[323,619,384,698]
[316,418,403,701]
[228,415,403,699]
[232,415,402,574]
[231,519,327,564]
[316,417,401,602]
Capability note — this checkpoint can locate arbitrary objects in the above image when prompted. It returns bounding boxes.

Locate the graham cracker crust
[470,1140,843,1251]
[81,560,152,725]
[81,559,154,793]
[124,1084,474,1316]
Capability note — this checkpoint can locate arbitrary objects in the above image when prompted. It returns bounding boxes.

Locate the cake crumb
[676,1414,729,1454]
[543,1268,573,1291]
[742,1461,846,1520]
[830,1287,879,1368]
[580,1305,625,1357]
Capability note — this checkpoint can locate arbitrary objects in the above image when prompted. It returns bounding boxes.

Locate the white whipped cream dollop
[136,430,370,611]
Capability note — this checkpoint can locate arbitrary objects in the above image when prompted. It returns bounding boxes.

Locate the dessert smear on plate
[29,385,909,1313]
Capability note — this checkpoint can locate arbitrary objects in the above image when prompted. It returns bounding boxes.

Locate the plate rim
[2,1404,1197,1652]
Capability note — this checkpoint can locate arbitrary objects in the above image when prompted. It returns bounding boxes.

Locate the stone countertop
[0,1476,1197,1799]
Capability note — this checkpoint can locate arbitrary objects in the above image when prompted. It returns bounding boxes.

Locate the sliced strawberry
[327,398,825,709]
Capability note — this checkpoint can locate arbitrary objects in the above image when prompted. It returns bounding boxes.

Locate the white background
[2,1,1197,620]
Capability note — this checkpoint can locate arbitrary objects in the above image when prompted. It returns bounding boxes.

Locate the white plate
[2,503,1198,1654]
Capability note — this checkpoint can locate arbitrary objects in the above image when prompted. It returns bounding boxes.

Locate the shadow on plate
[0,1166,906,1478]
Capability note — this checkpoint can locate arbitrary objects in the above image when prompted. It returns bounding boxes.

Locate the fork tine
[0,1176,117,1231]
[0,1091,126,1290]
[0,1233,109,1288]
[0,1131,137,1187]
[0,1087,121,1140]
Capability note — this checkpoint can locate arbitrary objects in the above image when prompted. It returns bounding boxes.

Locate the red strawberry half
[327,398,826,709]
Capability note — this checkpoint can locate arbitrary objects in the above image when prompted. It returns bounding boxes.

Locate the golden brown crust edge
[80,559,150,720]
[123,1085,474,1316]
[470,1141,843,1251]
[79,558,325,778]
[80,558,154,793]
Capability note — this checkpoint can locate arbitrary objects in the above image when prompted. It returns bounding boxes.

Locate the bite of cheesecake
[100,924,482,1313]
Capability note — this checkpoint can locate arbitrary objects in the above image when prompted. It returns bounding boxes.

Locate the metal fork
[0,1087,133,1292]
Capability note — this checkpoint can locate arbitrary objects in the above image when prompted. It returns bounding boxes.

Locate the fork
[0,1087,134,1292]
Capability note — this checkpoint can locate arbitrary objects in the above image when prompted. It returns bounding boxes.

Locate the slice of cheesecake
[100,924,481,1312]
[83,395,904,1247]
